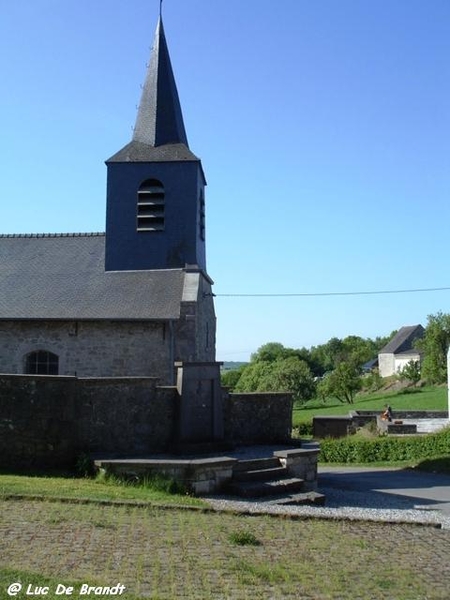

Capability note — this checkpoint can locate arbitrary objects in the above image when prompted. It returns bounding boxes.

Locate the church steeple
[104,13,207,273]
[133,17,188,148]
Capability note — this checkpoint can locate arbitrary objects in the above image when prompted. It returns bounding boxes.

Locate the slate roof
[0,234,185,320]
[106,141,199,163]
[132,17,188,148]
[107,16,200,166]
[379,325,424,355]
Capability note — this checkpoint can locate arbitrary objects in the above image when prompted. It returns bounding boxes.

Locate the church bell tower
[105,16,207,272]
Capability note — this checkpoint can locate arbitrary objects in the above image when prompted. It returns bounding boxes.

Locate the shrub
[360,370,383,393]
[398,360,421,384]
[297,421,313,437]
[319,425,450,464]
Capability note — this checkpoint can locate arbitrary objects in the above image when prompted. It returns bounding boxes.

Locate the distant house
[378,325,424,378]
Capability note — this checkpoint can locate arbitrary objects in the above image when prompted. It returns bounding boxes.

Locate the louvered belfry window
[137,179,165,231]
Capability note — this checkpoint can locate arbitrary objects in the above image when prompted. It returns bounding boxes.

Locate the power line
[212,286,450,298]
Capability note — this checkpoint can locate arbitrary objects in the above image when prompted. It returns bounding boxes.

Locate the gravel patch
[205,488,450,529]
[204,442,450,529]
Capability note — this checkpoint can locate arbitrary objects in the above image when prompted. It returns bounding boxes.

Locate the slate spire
[132,16,188,148]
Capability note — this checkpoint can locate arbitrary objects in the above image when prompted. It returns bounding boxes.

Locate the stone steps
[228,476,306,499]
[268,490,326,506]
[227,455,305,499]
[233,457,281,473]
[233,465,289,482]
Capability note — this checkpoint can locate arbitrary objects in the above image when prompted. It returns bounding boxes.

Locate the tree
[234,361,273,392]
[235,356,316,403]
[310,335,383,376]
[399,360,421,384]
[317,362,362,404]
[221,365,245,391]
[262,357,316,403]
[250,342,287,363]
[416,312,450,384]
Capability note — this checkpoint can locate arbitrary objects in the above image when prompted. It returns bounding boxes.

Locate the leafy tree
[250,342,287,363]
[234,361,273,392]
[398,360,421,384]
[310,337,343,373]
[261,357,316,402]
[235,355,315,403]
[317,362,362,404]
[221,365,246,391]
[416,312,450,384]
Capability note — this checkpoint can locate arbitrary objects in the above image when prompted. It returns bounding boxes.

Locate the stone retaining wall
[314,410,449,439]
[0,375,174,469]
[225,392,293,444]
[0,374,293,471]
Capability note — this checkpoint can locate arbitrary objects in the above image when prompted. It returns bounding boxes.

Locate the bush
[297,421,313,437]
[398,360,421,384]
[360,370,383,393]
[319,425,450,464]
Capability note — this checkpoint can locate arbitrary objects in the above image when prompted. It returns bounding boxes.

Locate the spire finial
[159,0,163,17]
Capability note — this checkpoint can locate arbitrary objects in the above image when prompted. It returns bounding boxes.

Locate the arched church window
[25,350,59,375]
[137,179,165,231]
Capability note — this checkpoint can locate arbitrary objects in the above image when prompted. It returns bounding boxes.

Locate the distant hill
[221,361,248,371]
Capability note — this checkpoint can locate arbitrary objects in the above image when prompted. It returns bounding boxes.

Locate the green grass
[0,569,144,600]
[1,501,447,599]
[0,472,205,506]
[293,385,447,426]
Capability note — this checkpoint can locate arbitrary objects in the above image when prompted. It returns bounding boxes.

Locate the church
[0,15,216,385]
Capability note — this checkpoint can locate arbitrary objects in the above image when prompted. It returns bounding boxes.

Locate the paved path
[319,466,450,515]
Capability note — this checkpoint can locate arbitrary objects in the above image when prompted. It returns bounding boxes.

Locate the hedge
[319,425,450,463]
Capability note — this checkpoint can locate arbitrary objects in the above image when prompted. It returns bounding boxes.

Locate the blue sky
[1,1,449,361]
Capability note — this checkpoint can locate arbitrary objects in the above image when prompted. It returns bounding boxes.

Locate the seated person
[381,404,393,422]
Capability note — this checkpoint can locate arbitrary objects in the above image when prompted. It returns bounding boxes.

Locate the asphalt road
[319,466,450,515]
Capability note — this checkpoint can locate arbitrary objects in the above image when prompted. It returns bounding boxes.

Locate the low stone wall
[314,410,449,439]
[274,446,320,491]
[0,374,294,471]
[354,410,448,420]
[94,456,237,495]
[0,375,175,469]
[313,416,354,439]
[225,392,293,444]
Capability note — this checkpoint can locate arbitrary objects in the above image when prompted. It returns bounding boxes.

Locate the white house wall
[378,353,395,378]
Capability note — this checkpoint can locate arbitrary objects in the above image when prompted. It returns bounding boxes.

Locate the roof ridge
[0,232,105,239]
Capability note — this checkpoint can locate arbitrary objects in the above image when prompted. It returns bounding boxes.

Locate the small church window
[25,350,59,375]
[137,179,165,231]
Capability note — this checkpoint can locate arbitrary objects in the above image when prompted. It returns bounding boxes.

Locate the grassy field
[0,472,204,506]
[293,385,447,427]
[1,498,449,599]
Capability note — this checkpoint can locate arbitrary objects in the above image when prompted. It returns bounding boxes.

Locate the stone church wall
[0,320,173,381]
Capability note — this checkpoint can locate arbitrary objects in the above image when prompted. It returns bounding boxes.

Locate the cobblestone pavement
[1,499,450,599]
